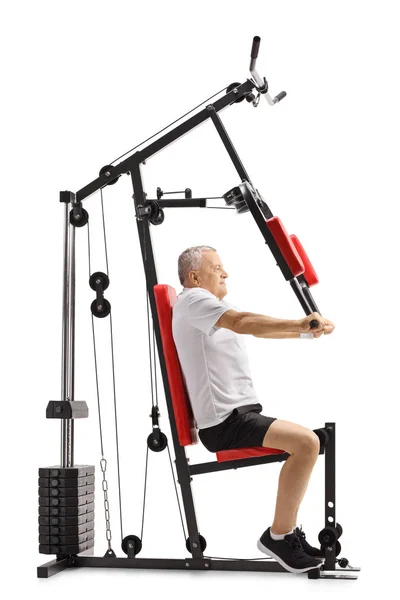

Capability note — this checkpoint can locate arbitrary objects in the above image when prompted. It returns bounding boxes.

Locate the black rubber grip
[251,36,261,59]
[309,319,319,329]
[275,91,287,102]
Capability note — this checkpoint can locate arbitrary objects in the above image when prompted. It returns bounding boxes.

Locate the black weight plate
[39,540,94,555]
[39,484,95,498]
[39,466,95,478]
[39,475,95,488]
[39,493,94,507]
[39,522,94,536]
[39,511,94,527]
[39,503,94,517]
[39,530,94,545]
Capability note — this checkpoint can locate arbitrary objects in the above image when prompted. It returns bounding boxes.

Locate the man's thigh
[262,419,319,454]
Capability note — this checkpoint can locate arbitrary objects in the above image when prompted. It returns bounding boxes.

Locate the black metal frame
[38,77,358,579]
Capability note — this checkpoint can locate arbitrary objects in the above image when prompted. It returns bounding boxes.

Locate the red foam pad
[216,446,285,463]
[266,217,305,277]
[289,235,319,287]
[153,284,198,446]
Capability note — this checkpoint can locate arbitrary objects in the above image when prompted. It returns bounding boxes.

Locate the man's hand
[299,312,335,337]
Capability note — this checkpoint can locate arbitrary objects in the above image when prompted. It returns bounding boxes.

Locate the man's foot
[295,525,325,558]
[257,527,322,574]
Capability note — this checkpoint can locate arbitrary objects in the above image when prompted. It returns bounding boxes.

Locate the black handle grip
[274,91,287,102]
[251,36,261,59]
[309,319,319,329]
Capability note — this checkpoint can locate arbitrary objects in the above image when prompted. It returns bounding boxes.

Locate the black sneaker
[295,525,325,559]
[257,527,322,574]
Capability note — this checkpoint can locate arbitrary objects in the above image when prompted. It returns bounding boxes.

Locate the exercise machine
[37,36,360,580]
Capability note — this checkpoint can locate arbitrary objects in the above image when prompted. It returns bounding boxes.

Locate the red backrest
[153,284,198,447]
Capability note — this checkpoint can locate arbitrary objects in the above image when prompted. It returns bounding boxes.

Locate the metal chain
[100,458,112,549]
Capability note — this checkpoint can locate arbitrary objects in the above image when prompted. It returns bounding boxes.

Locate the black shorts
[198,403,277,453]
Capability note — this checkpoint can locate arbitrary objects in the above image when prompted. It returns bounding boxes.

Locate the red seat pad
[266,216,304,277]
[216,446,285,463]
[153,284,286,461]
[289,235,319,287]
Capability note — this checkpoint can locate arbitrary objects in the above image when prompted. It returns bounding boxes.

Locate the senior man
[172,245,335,574]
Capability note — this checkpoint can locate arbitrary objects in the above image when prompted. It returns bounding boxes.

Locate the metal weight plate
[38,503,94,517]
[39,512,94,526]
[39,475,95,488]
[39,540,94,555]
[38,484,95,497]
[39,466,95,478]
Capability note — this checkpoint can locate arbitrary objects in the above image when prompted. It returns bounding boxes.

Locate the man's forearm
[235,312,302,336]
[254,331,301,339]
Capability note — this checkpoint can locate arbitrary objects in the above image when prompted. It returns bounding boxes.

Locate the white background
[1,0,398,596]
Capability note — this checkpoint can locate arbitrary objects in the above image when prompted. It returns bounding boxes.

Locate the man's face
[188,251,228,300]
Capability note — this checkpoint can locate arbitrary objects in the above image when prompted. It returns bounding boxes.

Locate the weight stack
[38,465,95,555]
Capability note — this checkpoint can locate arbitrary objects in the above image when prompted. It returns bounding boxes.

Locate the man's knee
[262,419,320,455]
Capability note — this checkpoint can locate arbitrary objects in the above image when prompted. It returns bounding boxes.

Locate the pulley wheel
[121,534,142,556]
[89,272,110,291]
[147,431,168,452]
[99,164,120,186]
[335,540,342,556]
[226,82,245,103]
[150,208,164,225]
[91,298,111,318]
[336,522,343,539]
[318,526,338,548]
[69,208,89,228]
[186,534,207,553]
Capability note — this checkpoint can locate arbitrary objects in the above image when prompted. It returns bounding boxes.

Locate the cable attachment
[70,201,89,228]
[147,406,168,452]
[89,271,111,318]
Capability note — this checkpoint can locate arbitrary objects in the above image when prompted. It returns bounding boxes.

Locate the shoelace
[285,531,305,556]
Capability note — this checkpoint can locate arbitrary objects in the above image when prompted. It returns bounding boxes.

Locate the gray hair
[178,245,216,286]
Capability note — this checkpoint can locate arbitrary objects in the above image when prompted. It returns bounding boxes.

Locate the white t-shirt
[172,286,260,429]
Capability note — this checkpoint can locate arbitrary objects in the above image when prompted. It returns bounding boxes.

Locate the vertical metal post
[324,422,336,570]
[60,200,76,468]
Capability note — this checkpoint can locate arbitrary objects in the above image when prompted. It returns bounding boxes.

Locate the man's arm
[254,332,301,339]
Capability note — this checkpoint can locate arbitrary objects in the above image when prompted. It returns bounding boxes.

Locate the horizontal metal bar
[76,80,255,203]
[37,557,72,578]
[73,555,290,573]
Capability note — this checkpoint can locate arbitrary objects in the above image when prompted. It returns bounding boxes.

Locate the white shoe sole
[257,539,322,574]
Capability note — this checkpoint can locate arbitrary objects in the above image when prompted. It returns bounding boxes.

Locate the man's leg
[262,419,320,534]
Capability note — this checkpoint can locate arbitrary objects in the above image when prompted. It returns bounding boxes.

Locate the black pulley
[146,200,165,226]
[147,431,168,452]
[121,534,142,557]
[70,208,89,227]
[99,164,121,186]
[336,522,343,539]
[91,298,111,318]
[185,534,207,553]
[318,526,338,547]
[226,82,245,103]
[334,540,342,556]
[89,272,110,291]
